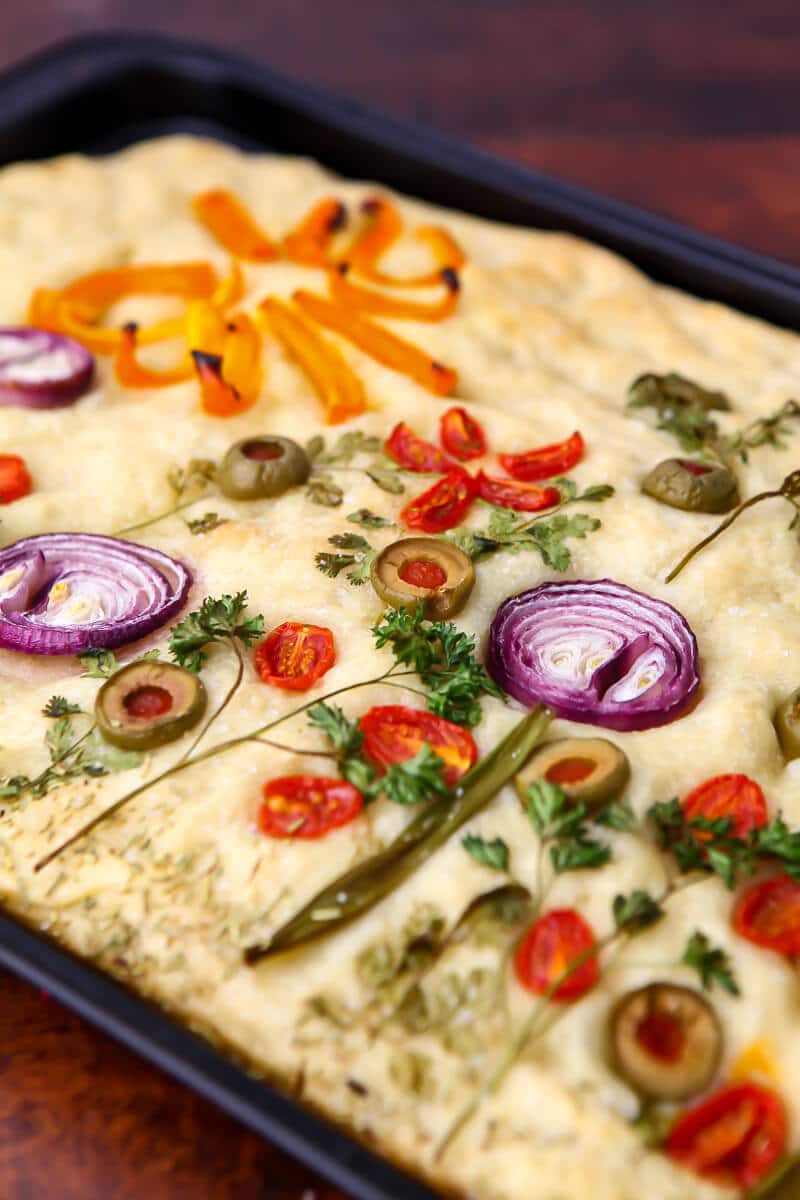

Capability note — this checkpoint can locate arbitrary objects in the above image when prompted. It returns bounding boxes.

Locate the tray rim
[1,28,799,1200]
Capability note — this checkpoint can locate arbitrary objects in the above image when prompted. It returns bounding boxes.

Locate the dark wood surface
[0,2,799,1197]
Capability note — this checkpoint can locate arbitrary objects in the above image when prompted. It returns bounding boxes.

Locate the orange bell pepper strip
[292,289,457,396]
[61,262,219,320]
[28,288,185,355]
[114,324,194,389]
[211,260,246,310]
[343,197,465,287]
[328,262,460,321]
[193,190,278,262]
[185,299,228,357]
[259,297,367,424]
[221,312,263,399]
[283,198,347,266]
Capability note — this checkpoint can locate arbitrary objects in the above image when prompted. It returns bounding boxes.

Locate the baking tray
[1,30,800,1200]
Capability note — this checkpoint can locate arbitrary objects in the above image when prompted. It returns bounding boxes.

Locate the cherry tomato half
[683,774,768,841]
[385,421,452,474]
[667,1083,787,1190]
[259,775,363,838]
[439,406,487,461]
[733,874,800,958]
[255,622,335,692]
[400,467,476,533]
[360,704,478,787]
[514,909,599,1002]
[476,471,560,513]
[499,431,585,481]
[0,454,32,504]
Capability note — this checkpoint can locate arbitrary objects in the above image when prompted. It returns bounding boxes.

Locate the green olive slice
[629,372,730,413]
[775,687,800,760]
[515,737,630,810]
[642,458,740,514]
[95,661,207,751]
[609,983,722,1101]
[371,537,475,619]
[218,435,311,500]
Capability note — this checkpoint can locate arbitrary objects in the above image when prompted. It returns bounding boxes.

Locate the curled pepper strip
[221,312,263,399]
[329,263,460,322]
[114,324,194,389]
[259,297,367,424]
[192,350,256,418]
[344,196,465,286]
[283,197,347,266]
[193,189,278,262]
[293,289,457,396]
[189,309,263,416]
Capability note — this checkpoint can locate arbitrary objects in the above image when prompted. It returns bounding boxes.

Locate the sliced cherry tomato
[258,775,362,839]
[400,467,476,533]
[0,455,32,504]
[476,471,560,513]
[255,622,335,692]
[667,1083,787,1190]
[439,406,487,461]
[733,874,800,958]
[398,559,447,589]
[514,909,599,1002]
[385,422,452,473]
[683,774,768,841]
[359,704,478,787]
[499,431,585,481]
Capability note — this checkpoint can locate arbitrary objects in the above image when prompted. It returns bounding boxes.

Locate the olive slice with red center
[95,660,207,750]
[642,458,739,514]
[515,737,630,810]
[609,983,722,1101]
[370,536,475,619]
[218,435,311,500]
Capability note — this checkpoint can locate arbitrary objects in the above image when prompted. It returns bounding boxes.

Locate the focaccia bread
[1,136,800,1200]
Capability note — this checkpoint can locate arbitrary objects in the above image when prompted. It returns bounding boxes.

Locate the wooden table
[0,2,799,1196]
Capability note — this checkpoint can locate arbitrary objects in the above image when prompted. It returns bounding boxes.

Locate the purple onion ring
[0,327,95,409]
[488,579,700,732]
[0,533,191,656]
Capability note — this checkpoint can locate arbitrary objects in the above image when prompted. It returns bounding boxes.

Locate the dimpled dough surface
[1,136,799,1200]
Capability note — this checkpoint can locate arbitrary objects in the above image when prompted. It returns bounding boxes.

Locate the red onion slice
[0,327,95,409]
[0,534,191,656]
[487,579,700,731]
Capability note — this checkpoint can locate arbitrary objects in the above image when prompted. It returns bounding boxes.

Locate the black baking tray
[1,30,800,1200]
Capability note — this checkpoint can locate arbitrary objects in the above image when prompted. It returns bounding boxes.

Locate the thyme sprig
[665,469,800,582]
[114,458,218,537]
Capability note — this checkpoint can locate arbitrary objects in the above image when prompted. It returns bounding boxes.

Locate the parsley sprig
[681,931,740,996]
[526,780,612,873]
[169,591,265,672]
[648,797,800,886]
[462,834,510,873]
[372,606,504,727]
[308,701,448,806]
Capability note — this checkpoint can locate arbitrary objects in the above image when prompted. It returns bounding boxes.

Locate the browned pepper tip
[361,196,382,214]
[328,202,348,232]
[191,349,223,373]
[440,266,461,293]
[122,320,139,335]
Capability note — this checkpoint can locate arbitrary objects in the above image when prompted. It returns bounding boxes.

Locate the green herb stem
[665,488,782,583]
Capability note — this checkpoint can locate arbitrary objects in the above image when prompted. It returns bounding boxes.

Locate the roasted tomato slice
[359,704,478,787]
[0,454,32,504]
[667,1083,787,1190]
[514,909,599,1002]
[254,622,335,692]
[385,421,452,473]
[258,775,363,838]
[683,773,768,841]
[499,431,585,481]
[439,406,487,461]
[400,467,476,533]
[476,471,560,513]
[733,874,800,957]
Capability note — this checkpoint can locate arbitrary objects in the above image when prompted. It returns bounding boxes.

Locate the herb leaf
[315,533,377,586]
[596,800,637,832]
[462,833,510,873]
[42,696,82,718]
[169,592,264,671]
[306,476,344,507]
[185,511,228,535]
[308,702,364,757]
[449,502,606,572]
[78,648,120,678]
[167,457,217,498]
[681,931,740,996]
[382,745,448,806]
[613,890,664,935]
[347,508,394,528]
[525,780,611,873]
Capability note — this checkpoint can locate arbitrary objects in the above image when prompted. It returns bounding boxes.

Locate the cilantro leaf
[613,890,664,935]
[169,592,265,671]
[681,931,740,996]
[316,534,377,586]
[447,502,606,572]
[462,834,510,873]
[78,648,120,678]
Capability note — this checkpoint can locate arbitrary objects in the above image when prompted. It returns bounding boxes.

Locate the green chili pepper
[244,706,552,963]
